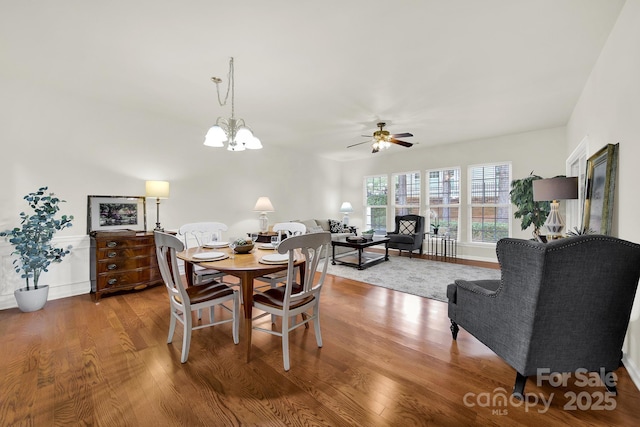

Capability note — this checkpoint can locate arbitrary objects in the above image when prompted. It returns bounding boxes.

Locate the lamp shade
[532,177,578,201]
[340,202,353,213]
[145,180,170,199]
[253,196,274,212]
[203,125,226,147]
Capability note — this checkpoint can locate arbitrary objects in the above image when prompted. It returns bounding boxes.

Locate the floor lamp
[145,180,170,232]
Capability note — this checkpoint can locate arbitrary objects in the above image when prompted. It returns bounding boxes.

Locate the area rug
[323,256,501,302]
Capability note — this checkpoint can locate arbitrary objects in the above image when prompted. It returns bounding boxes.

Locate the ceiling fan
[347,122,415,153]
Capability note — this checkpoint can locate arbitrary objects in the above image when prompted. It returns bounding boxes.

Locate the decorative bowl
[233,243,254,254]
[362,232,374,240]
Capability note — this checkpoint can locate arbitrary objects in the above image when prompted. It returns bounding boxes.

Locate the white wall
[0,76,342,309]
[566,0,640,388]
[340,127,566,262]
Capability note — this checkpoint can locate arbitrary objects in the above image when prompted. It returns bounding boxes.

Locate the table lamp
[532,177,578,237]
[145,180,170,231]
[340,202,353,226]
[253,196,274,233]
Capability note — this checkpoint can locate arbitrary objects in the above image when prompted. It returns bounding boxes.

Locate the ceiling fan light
[204,125,226,147]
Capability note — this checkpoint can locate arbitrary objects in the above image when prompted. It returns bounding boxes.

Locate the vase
[14,285,49,312]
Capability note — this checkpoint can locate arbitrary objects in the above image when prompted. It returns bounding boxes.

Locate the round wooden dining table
[176,245,304,362]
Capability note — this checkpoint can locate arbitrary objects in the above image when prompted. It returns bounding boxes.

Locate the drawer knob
[107,264,117,270]
[107,241,118,248]
[107,278,117,285]
[107,251,117,258]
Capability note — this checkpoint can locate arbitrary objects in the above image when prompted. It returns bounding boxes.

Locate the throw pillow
[328,219,345,233]
[399,219,416,235]
[308,225,324,233]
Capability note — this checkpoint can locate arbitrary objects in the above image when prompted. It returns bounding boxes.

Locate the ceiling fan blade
[347,140,371,148]
[390,138,413,147]
[361,134,373,138]
[390,132,413,138]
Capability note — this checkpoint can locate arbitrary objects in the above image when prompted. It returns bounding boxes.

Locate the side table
[426,233,457,259]
[248,231,280,243]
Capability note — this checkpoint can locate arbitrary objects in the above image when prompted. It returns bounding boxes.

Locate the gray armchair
[387,214,425,258]
[447,235,640,397]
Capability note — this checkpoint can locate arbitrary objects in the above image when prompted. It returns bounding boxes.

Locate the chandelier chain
[213,57,235,118]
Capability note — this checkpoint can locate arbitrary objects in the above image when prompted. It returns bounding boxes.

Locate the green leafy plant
[510,172,550,238]
[0,187,74,290]
[566,226,594,236]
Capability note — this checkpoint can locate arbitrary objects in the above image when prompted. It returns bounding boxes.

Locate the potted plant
[510,172,550,240]
[0,187,74,312]
[362,229,375,240]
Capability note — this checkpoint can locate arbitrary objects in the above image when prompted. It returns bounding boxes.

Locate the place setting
[203,240,229,249]
[191,250,229,261]
[258,236,292,264]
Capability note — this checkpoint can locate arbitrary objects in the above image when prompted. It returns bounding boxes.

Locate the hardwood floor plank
[2,259,640,426]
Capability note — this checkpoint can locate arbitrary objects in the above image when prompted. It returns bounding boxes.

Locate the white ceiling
[1,0,625,161]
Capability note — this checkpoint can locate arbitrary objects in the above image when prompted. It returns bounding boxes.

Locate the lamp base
[544,200,565,236]
[154,223,164,232]
[342,214,350,226]
[258,213,268,233]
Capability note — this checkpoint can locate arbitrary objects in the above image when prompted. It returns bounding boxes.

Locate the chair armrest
[454,279,500,297]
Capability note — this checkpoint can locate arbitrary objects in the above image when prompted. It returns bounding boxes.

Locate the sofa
[293,219,356,255]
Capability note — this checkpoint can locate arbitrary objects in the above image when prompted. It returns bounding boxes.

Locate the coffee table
[331,236,390,270]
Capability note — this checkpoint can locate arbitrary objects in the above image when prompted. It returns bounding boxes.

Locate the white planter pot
[14,285,49,312]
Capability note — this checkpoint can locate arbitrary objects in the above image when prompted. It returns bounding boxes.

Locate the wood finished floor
[2,255,640,426]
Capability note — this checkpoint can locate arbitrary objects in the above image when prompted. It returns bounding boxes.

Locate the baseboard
[623,352,640,392]
[0,280,90,310]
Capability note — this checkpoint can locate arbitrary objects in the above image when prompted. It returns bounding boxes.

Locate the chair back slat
[277,232,331,308]
[273,222,307,238]
[178,222,228,248]
[154,231,189,307]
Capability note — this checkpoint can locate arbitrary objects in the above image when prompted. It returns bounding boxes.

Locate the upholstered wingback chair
[447,235,640,397]
[387,214,425,257]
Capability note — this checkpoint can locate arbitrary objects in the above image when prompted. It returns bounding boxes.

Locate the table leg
[237,271,255,363]
[385,243,389,261]
[332,244,336,265]
[184,262,194,287]
[357,248,363,269]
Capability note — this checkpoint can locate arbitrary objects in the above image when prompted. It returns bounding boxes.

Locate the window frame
[425,166,461,241]
[391,171,421,218]
[467,162,512,244]
[363,174,389,234]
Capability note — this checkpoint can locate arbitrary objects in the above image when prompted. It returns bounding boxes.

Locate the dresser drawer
[95,236,154,250]
[96,246,155,261]
[96,256,155,274]
[97,268,154,290]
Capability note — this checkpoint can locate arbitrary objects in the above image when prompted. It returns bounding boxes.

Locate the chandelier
[204,57,262,151]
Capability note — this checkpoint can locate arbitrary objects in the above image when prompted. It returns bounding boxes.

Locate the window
[393,172,420,217]
[364,175,388,233]
[469,163,511,243]
[426,168,460,239]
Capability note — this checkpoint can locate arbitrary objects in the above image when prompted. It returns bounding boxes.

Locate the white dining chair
[254,222,307,290]
[178,222,229,286]
[251,231,331,371]
[154,231,239,363]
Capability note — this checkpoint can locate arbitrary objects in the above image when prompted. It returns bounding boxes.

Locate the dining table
[176,244,304,362]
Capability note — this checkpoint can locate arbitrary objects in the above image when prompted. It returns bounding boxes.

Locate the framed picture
[582,143,619,235]
[87,195,146,234]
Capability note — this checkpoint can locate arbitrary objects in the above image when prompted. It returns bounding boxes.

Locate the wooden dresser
[90,230,162,301]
